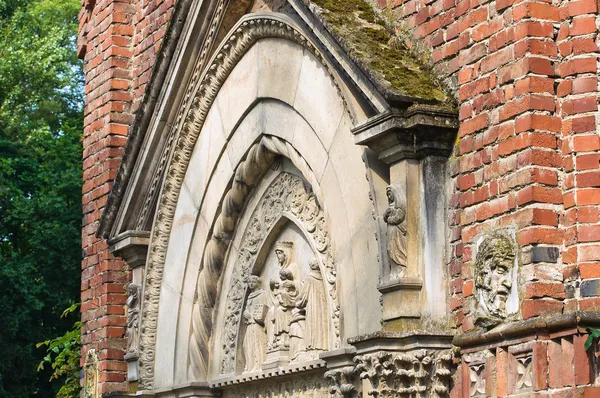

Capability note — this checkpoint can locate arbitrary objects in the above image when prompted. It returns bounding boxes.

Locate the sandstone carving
[325,366,358,397]
[83,349,100,398]
[474,230,517,328]
[297,259,329,355]
[219,172,338,375]
[137,14,346,387]
[325,349,452,397]
[275,241,299,281]
[383,185,408,279]
[242,276,268,373]
[125,284,140,354]
[354,349,452,397]
[222,374,329,397]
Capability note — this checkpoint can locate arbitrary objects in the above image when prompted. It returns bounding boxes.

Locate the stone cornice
[453,311,600,350]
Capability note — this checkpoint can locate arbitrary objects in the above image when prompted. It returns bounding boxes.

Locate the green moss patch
[308,0,451,104]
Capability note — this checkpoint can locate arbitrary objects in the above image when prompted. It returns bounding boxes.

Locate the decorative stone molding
[351,105,458,165]
[138,13,349,388]
[83,349,100,398]
[220,371,330,397]
[109,230,150,269]
[322,332,454,397]
[219,172,339,375]
[462,350,493,398]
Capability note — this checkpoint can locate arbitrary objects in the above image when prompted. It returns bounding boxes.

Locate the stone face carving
[138,13,347,387]
[83,349,100,398]
[242,276,268,373]
[220,172,338,375]
[383,185,407,279]
[474,230,517,328]
[125,284,140,354]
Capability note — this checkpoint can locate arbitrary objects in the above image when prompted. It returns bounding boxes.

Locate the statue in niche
[383,185,407,279]
[474,231,516,328]
[242,275,268,372]
[125,284,140,354]
[275,241,299,281]
[296,259,329,356]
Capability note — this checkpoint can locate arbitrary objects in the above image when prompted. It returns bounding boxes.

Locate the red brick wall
[377,0,600,394]
[78,0,175,393]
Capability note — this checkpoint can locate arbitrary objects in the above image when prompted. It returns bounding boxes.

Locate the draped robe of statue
[383,185,407,279]
[296,261,329,352]
[243,285,268,372]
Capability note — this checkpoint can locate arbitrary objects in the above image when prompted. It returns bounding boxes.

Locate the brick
[548,339,562,388]
[533,342,548,391]
[522,299,563,318]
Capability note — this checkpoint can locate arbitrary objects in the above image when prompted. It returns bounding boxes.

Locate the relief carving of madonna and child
[242,240,329,373]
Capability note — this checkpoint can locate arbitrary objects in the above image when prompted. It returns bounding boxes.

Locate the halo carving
[219,172,339,375]
[138,14,350,389]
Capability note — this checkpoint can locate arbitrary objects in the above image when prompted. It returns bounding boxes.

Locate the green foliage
[37,304,81,398]
[585,328,600,351]
[0,0,83,396]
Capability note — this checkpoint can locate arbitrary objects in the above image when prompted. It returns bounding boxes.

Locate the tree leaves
[584,328,600,351]
[0,0,82,396]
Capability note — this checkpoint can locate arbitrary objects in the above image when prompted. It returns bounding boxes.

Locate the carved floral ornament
[137,14,351,388]
[325,349,453,397]
[219,172,338,375]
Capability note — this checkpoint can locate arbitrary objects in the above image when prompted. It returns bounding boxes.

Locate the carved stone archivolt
[474,230,517,328]
[138,13,348,388]
[220,172,339,375]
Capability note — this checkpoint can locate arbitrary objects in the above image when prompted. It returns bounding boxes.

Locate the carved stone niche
[322,332,455,397]
[109,230,150,382]
[353,106,457,325]
[215,172,338,381]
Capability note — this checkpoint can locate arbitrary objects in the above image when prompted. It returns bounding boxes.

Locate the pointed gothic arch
[138,13,378,390]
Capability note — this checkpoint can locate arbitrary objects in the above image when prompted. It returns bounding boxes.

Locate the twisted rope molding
[138,15,349,389]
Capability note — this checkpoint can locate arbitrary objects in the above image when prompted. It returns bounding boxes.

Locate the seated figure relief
[242,241,330,373]
[474,230,517,328]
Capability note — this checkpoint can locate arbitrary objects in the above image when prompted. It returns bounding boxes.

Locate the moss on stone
[308,0,451,105]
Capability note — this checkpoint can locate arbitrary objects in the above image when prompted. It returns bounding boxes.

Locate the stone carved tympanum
[220,172,339,375]
[474,230,517,328]
[242,276,268,373]
[383,185,408,279]
[125,284,140,354]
